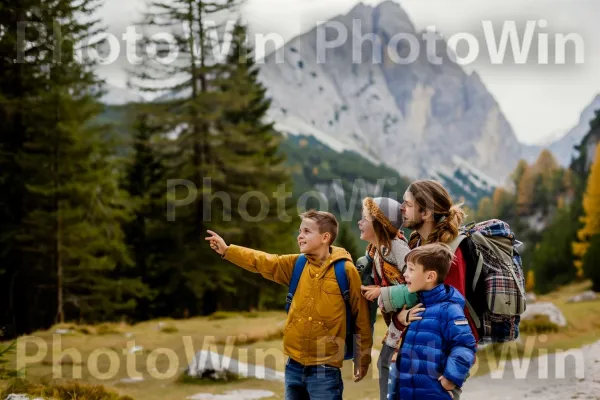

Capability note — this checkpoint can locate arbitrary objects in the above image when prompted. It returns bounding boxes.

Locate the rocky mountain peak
[347,2,374,18]
[374,0,415,33]
[256,2,524,182]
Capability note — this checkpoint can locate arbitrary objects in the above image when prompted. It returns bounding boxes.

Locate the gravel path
[461,339,600,399]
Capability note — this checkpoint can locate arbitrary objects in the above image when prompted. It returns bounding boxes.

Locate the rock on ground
[567,291,598,303]
[521,302,567,327]
[186,390,275,400]
[185,350,284,382]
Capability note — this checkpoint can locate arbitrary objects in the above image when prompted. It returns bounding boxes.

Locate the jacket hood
[419,284,465,308]
[305,246,353,266]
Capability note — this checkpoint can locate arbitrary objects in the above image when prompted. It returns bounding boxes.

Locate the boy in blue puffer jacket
[388,243,476,400]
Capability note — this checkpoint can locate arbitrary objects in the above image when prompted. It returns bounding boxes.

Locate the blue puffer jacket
[389,284,477,400]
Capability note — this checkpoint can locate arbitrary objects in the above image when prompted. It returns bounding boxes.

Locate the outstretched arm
[205,230,298,286]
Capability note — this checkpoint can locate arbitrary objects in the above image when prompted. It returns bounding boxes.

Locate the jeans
[284,357,343,400]
[377,344,396,400]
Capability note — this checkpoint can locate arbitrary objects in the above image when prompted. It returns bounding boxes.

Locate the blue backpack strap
[333,259,350,303]
[333,259,355,360]
[285,254,307,313]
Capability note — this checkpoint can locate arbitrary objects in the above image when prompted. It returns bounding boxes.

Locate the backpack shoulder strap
[333,259,355,361]
[285,254,307,313]
[449,233,483,330]
[449,233,467,253]
[333,259,350,304]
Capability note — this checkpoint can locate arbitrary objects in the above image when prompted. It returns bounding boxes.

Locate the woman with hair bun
[357,196,417,400]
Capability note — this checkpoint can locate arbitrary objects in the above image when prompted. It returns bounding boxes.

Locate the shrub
[95,323,124,335]
[207,311,231,320]
[1,379,135,400]
[160,324,179,333]
[0,341,18,379]
[207,311,259,320]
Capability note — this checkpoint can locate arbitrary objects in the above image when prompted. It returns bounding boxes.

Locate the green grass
[1,282,599,400]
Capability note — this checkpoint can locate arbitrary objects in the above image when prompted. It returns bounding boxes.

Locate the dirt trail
[461,339,600,399]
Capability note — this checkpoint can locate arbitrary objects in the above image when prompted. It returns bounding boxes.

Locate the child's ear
[322,232,330,244]
[426,270,437,283]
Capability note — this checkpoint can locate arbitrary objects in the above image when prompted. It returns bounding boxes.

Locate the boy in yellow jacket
[206,209,373,399]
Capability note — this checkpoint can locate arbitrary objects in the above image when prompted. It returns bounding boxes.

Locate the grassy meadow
[1,281,600,400]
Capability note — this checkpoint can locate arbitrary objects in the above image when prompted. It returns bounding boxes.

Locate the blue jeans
[284,357,343,400]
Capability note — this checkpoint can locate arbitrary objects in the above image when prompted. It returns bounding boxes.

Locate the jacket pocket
[317,279,345,322]
[321,278,342,295]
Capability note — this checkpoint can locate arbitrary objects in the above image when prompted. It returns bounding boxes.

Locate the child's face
[298,218,329,254]
[403,261,438,292]
[358,207,376,244]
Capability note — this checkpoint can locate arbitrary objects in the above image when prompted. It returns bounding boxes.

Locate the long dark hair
[406,180,465,248]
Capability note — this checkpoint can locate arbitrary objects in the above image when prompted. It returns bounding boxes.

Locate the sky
[93,0,600,145]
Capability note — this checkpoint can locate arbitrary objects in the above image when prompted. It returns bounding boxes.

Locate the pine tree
[1,0,136,332]
[562,168,578,204]
[120,105,171,320]
[532,149,562,210]
[130,0,241,316]
[582,233,600,291]
[0,1,37,336]
[573,142,600,279]
[511,159,529,191]
[492,187,515,220]
[532,205,579,293]
[215,20,295,247]
[131,7,296,315]
[209,20,296,311]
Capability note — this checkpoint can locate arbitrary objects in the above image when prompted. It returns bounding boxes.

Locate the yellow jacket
[223,245,373,369]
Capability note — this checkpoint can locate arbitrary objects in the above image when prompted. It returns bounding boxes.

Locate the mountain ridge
[522,93,600,165]
[258,0,523,182]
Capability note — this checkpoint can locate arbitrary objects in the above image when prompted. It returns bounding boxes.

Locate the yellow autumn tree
[492,187,514,218]
[511,159,529,190]
[526,270,535,292]
[477,196,494,221]
[532,149,561,212]
[531,149,560,175]
[517,164,536,215]
[573,142,600,278]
